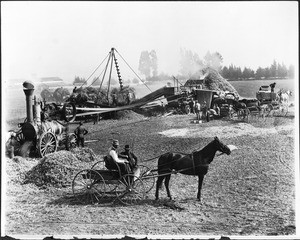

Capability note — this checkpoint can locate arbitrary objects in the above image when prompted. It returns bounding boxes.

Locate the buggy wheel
[115,174,145,205]
[91,160,105,170]
[138,165,155,193]
[72,169,106,204]
[66,133,77,150]
[91,161,119,193]
[38,132,57,157]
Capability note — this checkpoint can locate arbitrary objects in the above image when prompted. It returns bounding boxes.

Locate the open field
[3,109,297,237]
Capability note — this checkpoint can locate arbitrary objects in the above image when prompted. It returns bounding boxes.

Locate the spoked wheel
[38,132,57,157]
[138,165,155,193]
[266,104,274,117]
[72,169,106,204]
[66,133,77,150]
[14,131,26,156]
[91,160,119,193]
[62,102,76,122]
[115,174,145,205]
[91,160,106,170]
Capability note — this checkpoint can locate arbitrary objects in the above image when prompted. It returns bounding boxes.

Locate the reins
[141,161,210,180]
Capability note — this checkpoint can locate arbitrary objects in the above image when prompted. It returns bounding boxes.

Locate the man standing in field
[74,122,88,147]
[194,100,201,120]
[189,98,195,114]
[270,82,276,92]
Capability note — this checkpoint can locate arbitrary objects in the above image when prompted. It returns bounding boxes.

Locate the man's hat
[79,121,83,125]
[124,144,130,150]
[112,139,119,146]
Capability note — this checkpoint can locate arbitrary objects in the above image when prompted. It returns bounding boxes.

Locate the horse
[155,137,236,202]
[278,90,292,105]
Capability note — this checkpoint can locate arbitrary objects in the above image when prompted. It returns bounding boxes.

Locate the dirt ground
[3,110,297,237]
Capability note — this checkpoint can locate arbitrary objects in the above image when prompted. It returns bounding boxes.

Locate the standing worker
[194,100,201,120]
[270,82,276,93]
[6,131,16,158]
[74,122,88,147]
[189,98,195,114]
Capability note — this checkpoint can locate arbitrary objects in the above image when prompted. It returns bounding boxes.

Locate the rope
[114,49,152,93]
[79,52,110,89]
[141,151,191,163]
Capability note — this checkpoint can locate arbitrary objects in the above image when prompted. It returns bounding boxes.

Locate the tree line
[73,49,295,86]
[221,60,295,80]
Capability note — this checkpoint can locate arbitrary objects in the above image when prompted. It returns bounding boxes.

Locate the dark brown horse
[155,137,233,201]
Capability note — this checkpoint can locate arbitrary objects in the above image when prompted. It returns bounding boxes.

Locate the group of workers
[188,98,220,121]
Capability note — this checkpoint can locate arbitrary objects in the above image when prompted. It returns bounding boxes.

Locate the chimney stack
[23,81,35,123]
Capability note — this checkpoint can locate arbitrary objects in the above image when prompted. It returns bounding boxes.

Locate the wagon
[256,86,288,116]
[72,158,156,205]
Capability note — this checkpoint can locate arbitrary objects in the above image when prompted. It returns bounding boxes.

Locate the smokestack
[23,81,35,123]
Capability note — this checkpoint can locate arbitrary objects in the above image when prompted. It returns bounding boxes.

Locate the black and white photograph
[1,1,299,238]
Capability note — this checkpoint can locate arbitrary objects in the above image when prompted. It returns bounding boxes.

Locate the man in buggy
[106,140,140,178]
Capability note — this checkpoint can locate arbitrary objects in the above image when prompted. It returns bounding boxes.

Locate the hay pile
[115,110,145,120]
[203,67,239,96]
[23,148,98,188]
[6,157,37,185]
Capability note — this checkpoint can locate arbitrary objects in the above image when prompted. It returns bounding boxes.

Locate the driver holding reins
[108,140,130,174]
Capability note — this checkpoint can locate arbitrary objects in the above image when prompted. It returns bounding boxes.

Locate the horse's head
[213,136,231,155]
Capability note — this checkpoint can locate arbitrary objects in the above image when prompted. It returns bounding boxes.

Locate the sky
[1,1,299,83]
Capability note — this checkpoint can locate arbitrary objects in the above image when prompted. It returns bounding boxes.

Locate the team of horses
[213,89,292,119]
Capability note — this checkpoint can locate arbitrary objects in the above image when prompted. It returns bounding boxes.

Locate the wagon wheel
[138,165,155,193]
[66,133,77,150]
[62,102,76,122]
[265,104,274,117]
[185,105,190,114]
[72,169,106,204]
[115,174,145,205]
[14,131,26,156]
[38,132,57,157]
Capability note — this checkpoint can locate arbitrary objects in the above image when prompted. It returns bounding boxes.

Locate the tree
[288,65,295,79]
[270,60,278,78]
[149,50,158,77]
[73,76,86,85]
[138,51,152,79]
[255,67,265,79]
[91,77,101,86]
[277,62,288,78]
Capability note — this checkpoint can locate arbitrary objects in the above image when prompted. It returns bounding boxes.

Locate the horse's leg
[164,174,172,200]
[197,174,204,201]
[155,176,164,200]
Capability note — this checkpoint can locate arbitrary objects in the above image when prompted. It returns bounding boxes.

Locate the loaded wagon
[256,85,288,116]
